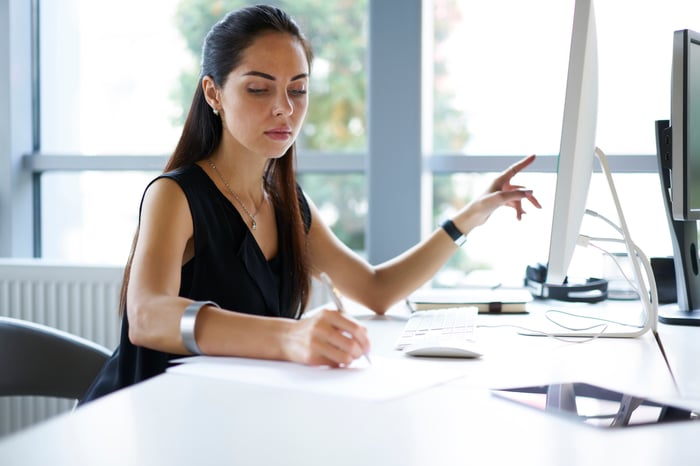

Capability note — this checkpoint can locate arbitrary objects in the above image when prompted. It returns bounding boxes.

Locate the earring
[212,108,219,116]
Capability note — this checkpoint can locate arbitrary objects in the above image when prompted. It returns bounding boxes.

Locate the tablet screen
[491,382,700,428]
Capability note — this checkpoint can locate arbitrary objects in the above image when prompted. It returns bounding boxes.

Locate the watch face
[492,382,700,429]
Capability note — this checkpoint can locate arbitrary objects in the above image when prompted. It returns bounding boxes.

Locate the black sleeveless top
[81,164,311,403]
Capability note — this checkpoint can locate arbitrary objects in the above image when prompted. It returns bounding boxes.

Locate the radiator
[0,259,123,437]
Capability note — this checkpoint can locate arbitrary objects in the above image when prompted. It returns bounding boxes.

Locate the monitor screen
[654,29,700,323]
[544,0,598,286]
[672,29,700,221]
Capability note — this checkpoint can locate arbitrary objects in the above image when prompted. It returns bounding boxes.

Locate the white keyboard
[395,306,478,350]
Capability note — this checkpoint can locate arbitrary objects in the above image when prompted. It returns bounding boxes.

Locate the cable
[579,202,660,325]
[497,238,656,342]
[594,147,659,332]
[579,235,640,295]
[544,309,643,330]
[585,241,639,295]
[579,209,660,314]
[519,146,659,339]
[477,322,607,343]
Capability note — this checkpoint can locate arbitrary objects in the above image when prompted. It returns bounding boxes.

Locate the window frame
[1,0,660,262]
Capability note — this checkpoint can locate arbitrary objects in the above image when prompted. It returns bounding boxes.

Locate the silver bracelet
[180,300,219,355]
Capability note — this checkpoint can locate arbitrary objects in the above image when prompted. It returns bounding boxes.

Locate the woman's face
[211,32,310,160]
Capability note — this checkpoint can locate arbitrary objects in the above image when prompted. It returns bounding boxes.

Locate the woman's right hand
[283,309,371,367]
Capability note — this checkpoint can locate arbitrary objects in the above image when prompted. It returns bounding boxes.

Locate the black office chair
[0,316,111,402]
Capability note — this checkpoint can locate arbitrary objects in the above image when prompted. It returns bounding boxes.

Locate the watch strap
[441,219,466,247]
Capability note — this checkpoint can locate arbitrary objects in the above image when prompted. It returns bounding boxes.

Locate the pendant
[252,220,257,230]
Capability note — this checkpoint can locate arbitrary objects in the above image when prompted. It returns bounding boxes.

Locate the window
[429,0,700,286]
[36,0,368,263]
[4,0,694,285]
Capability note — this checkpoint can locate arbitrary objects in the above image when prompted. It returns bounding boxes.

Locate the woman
[82,4,540,403]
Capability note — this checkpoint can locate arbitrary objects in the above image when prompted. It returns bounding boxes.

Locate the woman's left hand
[456,154,542,231]
[487,154,542,220]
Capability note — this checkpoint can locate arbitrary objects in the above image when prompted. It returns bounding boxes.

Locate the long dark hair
[120,5,314,317]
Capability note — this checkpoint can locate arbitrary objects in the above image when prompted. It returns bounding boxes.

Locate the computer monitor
[546,0,598,287]
[526,0,607,302]
[525,0,656,337]
[655,29,700,325]
[671,29,700,222]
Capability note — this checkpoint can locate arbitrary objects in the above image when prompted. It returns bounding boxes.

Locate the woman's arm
[307,155,541,314]
[126,177,369,366]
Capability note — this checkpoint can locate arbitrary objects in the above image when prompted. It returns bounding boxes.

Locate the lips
[264,127,293,141]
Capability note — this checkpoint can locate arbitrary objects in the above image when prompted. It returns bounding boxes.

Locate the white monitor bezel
[545,0,598,286]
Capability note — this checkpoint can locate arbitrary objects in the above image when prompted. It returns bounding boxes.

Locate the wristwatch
[441,219,466,247]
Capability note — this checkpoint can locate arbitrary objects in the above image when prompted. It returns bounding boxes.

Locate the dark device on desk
[492,382,699,429]
[654,28,700,326]
[650,256,678,304]
[525,263,608,303]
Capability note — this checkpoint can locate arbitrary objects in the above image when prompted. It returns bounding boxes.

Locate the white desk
[1,299,699,466]
[657,304,700,400]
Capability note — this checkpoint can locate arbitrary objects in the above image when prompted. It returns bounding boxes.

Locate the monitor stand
[521,147,658,338]
[655,120,700,326]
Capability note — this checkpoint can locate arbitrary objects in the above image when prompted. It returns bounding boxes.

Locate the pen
[319,272,372,365]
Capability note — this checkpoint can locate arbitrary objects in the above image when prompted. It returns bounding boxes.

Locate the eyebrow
[242,71,308,82]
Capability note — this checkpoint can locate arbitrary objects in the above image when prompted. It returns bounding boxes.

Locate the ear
[202,76,220,112]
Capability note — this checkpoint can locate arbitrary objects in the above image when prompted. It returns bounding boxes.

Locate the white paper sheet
[167,355,470,401]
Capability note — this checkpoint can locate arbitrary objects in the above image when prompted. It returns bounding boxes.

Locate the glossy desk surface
[1,298,699,466]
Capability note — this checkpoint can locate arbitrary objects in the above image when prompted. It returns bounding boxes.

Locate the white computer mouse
[403,341,483,359]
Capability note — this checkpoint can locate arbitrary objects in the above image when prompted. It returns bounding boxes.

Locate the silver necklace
[208,159,262,230]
